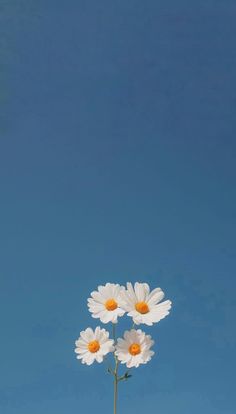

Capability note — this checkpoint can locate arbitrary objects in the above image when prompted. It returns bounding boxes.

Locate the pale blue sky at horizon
[1,1,236,413]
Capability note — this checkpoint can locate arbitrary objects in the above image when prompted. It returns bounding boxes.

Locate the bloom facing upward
[75,326,114,365]
[88,283,126,324]
[120,282,172,326]
[115,329,154,368]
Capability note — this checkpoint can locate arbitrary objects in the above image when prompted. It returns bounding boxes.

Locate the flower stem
[112,323,119,414]
[114,367,118,414]
[112,323,116,341]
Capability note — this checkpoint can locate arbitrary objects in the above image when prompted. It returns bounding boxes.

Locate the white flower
[115,329,154,368]
[87,283,126,324]
[75,326,114,365]
[120,282,172,326]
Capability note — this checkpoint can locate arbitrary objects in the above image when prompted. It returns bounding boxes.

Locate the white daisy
[75,326,114,365]
[120,282,172,326]
[87,283,126,324]
[115,329,154,368]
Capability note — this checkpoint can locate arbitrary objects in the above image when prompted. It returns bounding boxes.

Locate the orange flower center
[87,340,100,353]
[135,301,149,314]
[105,298,118,311]
[129,343,141,356]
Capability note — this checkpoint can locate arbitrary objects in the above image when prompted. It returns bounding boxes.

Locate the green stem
[112,323,116,341]
[112,323,119,414]
[114,363,118,414]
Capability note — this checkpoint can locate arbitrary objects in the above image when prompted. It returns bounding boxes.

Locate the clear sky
[1,1,236,413]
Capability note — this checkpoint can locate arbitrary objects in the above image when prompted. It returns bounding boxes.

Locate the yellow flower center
[105,298,118,311]
[129,343,141,356]
[135,301,149,314]
[87,340,100,353]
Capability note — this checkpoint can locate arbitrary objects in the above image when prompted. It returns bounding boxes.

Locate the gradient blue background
[1,1,236,413]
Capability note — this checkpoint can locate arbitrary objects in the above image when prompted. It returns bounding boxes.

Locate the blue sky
[1,1,236,413]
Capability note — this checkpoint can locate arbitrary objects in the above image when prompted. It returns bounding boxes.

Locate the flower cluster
[75,282,172,369]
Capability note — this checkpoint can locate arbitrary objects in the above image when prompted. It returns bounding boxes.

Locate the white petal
[80,328,94,342]
[126,282,137,302]
[76,353,85,359]
[147,288,164,306]
[134,282,150,301]
[90,291,105,303]
[75,338,87,348]
[75,347,88,355]
[100,311,114,324]
[95,354,104,363]
[149,300,172,322]
[83,353,95,365]
[88,302,105,313]
[98,284,113,299]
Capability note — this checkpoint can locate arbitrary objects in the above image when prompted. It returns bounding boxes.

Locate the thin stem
[114,363,118,414]
[112,323,116,341]
[112,323,119,414]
